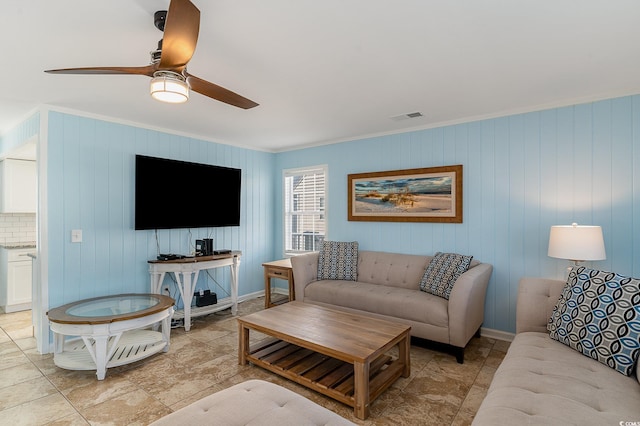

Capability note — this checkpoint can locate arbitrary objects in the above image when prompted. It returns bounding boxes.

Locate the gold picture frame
[348,165,462,223]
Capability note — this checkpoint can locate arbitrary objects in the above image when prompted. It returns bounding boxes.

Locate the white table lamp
[548,223,606,276]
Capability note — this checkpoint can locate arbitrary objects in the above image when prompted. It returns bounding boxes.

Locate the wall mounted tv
[135,155,241,230]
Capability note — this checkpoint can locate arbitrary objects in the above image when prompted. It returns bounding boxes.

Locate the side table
[47,293,174,380]
[262,259,294,308]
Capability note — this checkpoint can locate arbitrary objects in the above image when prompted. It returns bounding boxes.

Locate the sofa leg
[474,327,481,338]
[454,347,464,364]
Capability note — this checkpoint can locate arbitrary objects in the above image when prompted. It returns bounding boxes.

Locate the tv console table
[148,251,241,331]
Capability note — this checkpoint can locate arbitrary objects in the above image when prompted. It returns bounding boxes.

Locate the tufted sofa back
[357,250,480,290]
[357,251,430,289]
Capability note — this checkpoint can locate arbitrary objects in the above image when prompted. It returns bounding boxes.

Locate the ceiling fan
[44,0,258,109]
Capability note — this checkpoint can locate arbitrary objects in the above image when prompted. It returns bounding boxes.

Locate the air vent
[390,112,424,121]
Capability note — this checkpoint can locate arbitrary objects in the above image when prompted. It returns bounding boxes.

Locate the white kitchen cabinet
[0,159,37,213]
[0,247,33,313]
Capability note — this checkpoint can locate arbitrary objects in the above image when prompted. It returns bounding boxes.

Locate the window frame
[282,165,328,257]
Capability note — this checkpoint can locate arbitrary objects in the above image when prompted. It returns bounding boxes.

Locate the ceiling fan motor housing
[151,40,163,63]
[154,11,167,31]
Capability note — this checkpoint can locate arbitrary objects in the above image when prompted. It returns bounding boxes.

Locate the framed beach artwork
[348,165,462,223]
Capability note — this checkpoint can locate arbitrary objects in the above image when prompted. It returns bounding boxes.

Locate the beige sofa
[291,250,493,363]
[473,277,640,425]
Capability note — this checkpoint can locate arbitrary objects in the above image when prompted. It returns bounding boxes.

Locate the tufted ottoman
[150,379,355,425]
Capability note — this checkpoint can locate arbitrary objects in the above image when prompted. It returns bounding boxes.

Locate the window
[283,165,327,256]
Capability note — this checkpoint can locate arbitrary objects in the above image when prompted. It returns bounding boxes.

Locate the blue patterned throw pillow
[317,241,358,281]
[419,252,473,300]
[548,266,640,376]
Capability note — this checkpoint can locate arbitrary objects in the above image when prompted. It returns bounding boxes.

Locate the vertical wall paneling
[610,97,634,273]
[572,104,593,224]
[465,122,483,261]
[31,93,640,336]
[93,120,111,295]
[479,119,496,328]
[555,107,575,220]
[539,109,560,275]
[62,114,81,302]
[523,112,542,276]
[453,124,469,254]
[507,114,525,331]
[591,100,613,272]
[492,116,511,330]
[0,112,39,155]
[633,97,640,278]
[44,112,276,314]
[78,117,96,300]
[275,94,639,333]
[47,114,65,309]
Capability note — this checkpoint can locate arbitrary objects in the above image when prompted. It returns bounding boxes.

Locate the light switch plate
[71,229,82,243]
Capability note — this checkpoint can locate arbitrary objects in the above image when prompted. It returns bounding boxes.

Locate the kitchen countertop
[0,242,36,249]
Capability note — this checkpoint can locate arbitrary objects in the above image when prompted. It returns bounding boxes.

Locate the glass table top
[66,295,160,317]
[47,293,174,324]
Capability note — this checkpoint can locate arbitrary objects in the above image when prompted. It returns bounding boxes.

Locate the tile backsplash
[0,213,36,245]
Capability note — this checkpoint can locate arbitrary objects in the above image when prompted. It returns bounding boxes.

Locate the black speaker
[196,238,214,256]
[204,238,213,254]
[195,290,217,307]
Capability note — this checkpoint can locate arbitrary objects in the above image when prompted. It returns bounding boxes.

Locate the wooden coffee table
[238,301,411,420]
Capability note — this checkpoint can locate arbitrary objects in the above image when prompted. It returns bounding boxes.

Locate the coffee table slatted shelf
[247,337,404,407]
[53,329,167,371]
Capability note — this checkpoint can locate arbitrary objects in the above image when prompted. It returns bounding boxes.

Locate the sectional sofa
[291,248,493,363]
[473,275,640,425]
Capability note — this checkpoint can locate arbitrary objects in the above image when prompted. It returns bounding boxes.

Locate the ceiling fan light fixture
[150,71,189,103]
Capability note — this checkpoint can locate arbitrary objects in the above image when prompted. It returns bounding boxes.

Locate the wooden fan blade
[185,72,259,109]
[44,65,157,77]
[159,0,200,70]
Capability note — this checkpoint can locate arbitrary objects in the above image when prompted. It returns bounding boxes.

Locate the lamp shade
[548,223,606,262]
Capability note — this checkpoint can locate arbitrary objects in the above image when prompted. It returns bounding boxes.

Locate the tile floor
[0,298,509,425]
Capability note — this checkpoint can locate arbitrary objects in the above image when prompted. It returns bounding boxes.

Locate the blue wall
[0,112,39,154]
[46,112,276,309]
[5,95,639,335]
[275,95,640,333]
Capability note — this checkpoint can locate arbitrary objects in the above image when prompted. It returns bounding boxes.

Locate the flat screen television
[135,155,241,230]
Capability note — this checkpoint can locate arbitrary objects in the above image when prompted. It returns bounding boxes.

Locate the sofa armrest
[290,252,319,301]
[448,263,493,347]
[516,277,565,334]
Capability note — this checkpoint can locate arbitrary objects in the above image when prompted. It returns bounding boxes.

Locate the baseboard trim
[239,290,264,302]
[480,327,515,342]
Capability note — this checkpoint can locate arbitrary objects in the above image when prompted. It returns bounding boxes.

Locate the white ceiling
[2,0,639,153]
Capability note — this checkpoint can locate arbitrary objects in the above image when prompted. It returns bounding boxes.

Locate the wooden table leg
[399,332,411,377]
[288,276,295,302]
[263,268,272,309]
[353,360,370,420]
[238,322,249,365]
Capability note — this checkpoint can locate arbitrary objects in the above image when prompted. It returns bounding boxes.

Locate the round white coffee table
[47,293,174,380]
